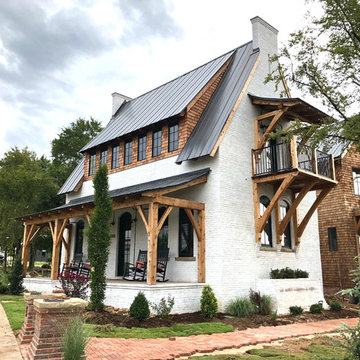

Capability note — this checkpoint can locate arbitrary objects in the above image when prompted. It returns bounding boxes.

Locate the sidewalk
[0,303,22,360]
[86,317,358,360]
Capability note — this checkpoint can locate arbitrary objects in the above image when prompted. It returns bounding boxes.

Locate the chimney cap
[250,16,278,35]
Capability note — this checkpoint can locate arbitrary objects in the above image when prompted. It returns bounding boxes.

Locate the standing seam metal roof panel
[80,50,235,152]
[176,42,259,162]
[57,157,84,195]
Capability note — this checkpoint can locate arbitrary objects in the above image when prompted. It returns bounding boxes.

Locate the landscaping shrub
[8,256,24,295]
[330,320,360,359]
[338,256,360,301]
[329,300,342,312]
[270,267,309,279]
[310,303,323,314]
[0,282,9,294]
[289,305,304,315]
[58,272,89,300]
[41,263,51,269]
[129,292,150,321]
[226,297,255,317]
[249,289,274,315]
[151,296,175,318]
[200,285,218,319]
[62,316,88,360]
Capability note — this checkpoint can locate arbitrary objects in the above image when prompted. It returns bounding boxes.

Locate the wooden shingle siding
[83,61,229,181]
[318,146,360,290]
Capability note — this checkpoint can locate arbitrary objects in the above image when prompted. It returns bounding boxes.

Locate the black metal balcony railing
[252,141,333,179]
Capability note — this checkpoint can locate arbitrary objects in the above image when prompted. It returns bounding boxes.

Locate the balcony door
[117,212,132,276]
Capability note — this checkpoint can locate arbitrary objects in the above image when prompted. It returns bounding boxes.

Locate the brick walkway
[86,317,358,360]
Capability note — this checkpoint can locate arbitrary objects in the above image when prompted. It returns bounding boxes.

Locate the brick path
[86,317,358,360]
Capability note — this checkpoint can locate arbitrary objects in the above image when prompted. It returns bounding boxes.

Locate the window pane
[124,140,132,165]
[328,227,338,251]
[111,144,119,169]
[158,207,168,250]
[280,200,292,249]
[100,149,107,165]
[168,123,179,152]
[260,196,272,247]
[88,153,96,175]
[179,208,193,257]
[353,168,360,195]
[138,135,147,161]
[152,129,162,157]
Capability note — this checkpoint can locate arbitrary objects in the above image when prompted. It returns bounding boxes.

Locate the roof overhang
[16,168,211,224]
[248,94,329,124]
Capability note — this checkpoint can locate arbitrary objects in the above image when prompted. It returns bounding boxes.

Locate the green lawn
[0,295,26,331]
[188,342,346,359]
[84,322,233,339]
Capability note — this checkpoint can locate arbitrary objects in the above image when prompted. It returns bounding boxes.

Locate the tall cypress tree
[87,164,113,311]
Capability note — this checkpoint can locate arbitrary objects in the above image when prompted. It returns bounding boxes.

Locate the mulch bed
[83,302,359,331]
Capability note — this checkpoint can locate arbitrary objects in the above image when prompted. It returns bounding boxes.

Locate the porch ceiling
[16,167,210,225]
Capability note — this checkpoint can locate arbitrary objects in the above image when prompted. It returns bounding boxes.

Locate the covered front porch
[17,168,209,287]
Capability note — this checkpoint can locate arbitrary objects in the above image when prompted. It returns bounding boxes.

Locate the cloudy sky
[0,0,318,158]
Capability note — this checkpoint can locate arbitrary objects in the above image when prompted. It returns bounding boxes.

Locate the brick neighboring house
[318,145,360,293]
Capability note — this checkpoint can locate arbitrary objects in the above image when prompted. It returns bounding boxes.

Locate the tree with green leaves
[267,0,360,151]
[0,148,59,263]
[51,117,103,187]
[87,164,113,311]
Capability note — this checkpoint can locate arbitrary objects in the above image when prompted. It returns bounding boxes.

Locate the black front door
[117,212,132,276]
[269,138,278,172]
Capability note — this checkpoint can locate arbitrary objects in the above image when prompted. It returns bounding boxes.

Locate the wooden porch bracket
[22,224,45,275]
[297,187,333,240]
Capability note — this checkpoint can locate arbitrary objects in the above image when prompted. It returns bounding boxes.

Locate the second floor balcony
[252,139,336,183]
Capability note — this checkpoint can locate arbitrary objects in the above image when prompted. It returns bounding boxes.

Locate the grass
[184,339,346,359]
[84,322,233,339]
[0,294,25,331]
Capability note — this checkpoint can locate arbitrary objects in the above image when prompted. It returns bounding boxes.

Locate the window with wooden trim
[74,220,84,255]
[353,168,360,195]
[328,227,338,252]
[88,153,96,176]
[168,122,179,152]
[179,208,193,257]
[111,144,119,169]
[280,200,292,249]
[152,129,162,157]
[138,134,147,161]
[124,139,132,165]
[100,148,107,165]
[158,207,168,250]
[260,195,272,247]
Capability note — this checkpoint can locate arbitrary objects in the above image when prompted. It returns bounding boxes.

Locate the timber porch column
[146,202,159,285]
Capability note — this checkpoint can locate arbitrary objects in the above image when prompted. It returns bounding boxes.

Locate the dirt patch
[83,305,358,330]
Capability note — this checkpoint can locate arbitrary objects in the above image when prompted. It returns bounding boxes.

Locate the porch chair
[123,250,147,281]
[78,263,91,278]
[60,252,83,276]
[156,248,169,282]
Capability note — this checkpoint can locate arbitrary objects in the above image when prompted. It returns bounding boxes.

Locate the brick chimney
[251,16,278,57]
[112,92,132,116]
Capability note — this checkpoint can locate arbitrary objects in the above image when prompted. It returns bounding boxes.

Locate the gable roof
[176,42,259,163]
[80,49,236,153]
[57,157,84,195]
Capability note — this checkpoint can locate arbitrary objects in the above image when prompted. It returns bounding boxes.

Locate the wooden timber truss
[251,96,337,246]
[17,175,207,285]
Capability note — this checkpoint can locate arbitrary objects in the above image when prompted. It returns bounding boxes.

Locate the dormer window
[168,122,179,152]
[124,139,133,165]
[100,148,107,165]
[138,134,147,161]
[88,153,96,176]
[152,129,162,157]
[112,144,119,169]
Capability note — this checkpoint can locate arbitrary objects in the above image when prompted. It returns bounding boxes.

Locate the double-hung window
[124,139,132,165]
[138,135,147,161]
[168,123,179,152]
[111,144,119,169]
[353,168,360,195]
[88,153,96,176]
[152,129,162,157]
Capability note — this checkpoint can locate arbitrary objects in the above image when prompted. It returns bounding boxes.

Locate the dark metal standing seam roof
[57,157,84,195]
[17,168,211,220]
[80,50,235,153]
[176,42,259,163]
